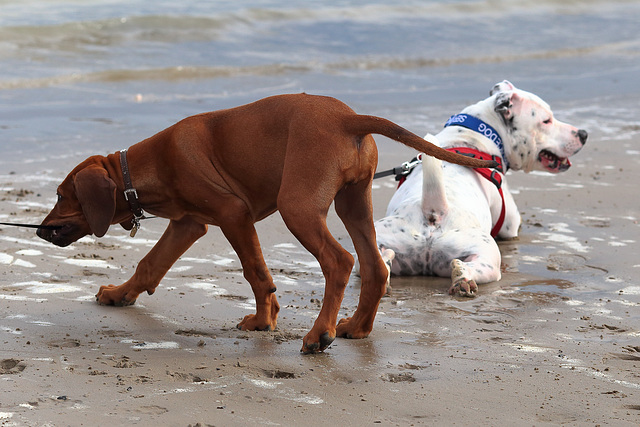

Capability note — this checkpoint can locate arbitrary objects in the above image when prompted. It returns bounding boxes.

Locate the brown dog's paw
[300,332,335,354]
[335,317,371,340]
[96,285,137,306]
[236,314,276,332]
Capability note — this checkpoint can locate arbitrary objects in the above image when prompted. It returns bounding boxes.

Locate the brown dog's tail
[343,114,498,169]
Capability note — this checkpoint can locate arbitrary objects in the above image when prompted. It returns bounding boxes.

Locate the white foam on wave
[16,249,43,256]
[121,339,180,350]
[8,280,82,294]
[619,286,640,295]
[0,252,37,267]
[0,294,47,302]
[0,235,61,249]
[12,259,36,268]
[179,255,236,266]
[537,231,590,253]
[273,243,297,249]
[212,257,235,266]
[63,258,117,268]
[1,325,22,335]
[30,284,83,294]
[10,200,52,210]
[184,282,227,296]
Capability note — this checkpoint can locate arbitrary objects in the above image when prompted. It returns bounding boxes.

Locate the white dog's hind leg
[432,229,502,297]
[420,155,448,225]
[355,247,395,293]
[449,247,502,297]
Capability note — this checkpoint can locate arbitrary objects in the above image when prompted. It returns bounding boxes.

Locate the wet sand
[1,132,640,426]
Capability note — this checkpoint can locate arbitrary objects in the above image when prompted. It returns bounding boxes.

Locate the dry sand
[1,133,639,426]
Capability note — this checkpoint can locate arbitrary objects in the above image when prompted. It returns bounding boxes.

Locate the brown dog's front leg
[96,218,207,306]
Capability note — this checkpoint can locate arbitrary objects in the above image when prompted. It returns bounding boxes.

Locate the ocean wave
[2,40,636,91]
[0,64,303,90]
[0,0,634,54]
[0,15,230,55]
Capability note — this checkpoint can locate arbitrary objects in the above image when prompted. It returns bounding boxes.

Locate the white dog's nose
[577,129,588,145]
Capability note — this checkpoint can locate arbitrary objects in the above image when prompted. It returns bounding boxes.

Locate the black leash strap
[0,222,62,230]
[119,149,145,237]
[373,157,421,181]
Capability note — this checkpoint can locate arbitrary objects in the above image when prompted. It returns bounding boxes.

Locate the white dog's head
[489,80,587,173]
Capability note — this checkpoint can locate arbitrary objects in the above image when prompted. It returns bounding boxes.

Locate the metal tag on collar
[130,217,140,237]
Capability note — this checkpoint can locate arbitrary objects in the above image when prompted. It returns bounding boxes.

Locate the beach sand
[2,0,640,423]
[1,128,639,426]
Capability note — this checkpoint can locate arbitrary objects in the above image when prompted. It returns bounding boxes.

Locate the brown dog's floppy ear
[73,166,117,237]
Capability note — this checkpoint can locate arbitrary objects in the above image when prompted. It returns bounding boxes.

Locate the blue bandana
[444,114,508,169]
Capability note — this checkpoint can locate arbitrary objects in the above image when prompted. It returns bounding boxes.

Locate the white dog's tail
[420,151,449,225]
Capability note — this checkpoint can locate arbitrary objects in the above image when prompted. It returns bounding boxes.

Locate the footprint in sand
[0,358,26,374]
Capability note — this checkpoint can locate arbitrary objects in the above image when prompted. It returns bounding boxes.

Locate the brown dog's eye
[57,193,62,202]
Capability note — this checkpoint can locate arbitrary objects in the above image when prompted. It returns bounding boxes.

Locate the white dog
[374,81,587,296]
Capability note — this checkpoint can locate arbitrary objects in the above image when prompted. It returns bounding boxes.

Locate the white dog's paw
[449,278,478,297]
[381,248,395,266]
[449,259,478,297]
[381,248,395,293]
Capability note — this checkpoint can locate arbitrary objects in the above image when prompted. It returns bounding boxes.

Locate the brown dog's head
[37,156,117,247]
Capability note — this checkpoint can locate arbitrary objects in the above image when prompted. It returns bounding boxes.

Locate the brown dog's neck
[104,144,174,224]
[99,151,141,229]
[119,149,144,222]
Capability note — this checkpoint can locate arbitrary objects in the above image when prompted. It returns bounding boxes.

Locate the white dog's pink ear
[490,80,515,96]
[73,167,116,237]
[494,91,522,121]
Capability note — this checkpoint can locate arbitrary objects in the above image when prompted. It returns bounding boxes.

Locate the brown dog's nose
[36,227,52,241]
[577,129,588,145]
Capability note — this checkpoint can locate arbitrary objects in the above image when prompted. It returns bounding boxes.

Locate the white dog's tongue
[540,150,571,172]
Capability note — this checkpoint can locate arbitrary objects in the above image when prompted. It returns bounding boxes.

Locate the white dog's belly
[374,151,507,299]
[375,163,496,277]
[375,211,441,276]
[376,212,491,277]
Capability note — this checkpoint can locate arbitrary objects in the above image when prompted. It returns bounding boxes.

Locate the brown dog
[37,94,495,353]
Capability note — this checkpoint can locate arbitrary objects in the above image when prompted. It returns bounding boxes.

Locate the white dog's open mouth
[539,149,571,173]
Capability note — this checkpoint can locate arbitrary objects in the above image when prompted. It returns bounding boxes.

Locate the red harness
[397,148,506,238]
[445,148,505,238]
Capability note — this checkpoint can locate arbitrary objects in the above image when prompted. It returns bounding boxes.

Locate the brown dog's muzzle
[36,223,89,247]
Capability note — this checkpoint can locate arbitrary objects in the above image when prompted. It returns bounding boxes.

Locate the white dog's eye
[543,118,552,125]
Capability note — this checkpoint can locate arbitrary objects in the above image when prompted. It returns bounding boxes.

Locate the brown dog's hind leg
[96,218,207,306]
[334,182,389,339]
[279,196,354,354]
[221,219,280,332]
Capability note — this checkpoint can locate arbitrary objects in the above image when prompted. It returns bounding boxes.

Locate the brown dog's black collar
[119,149,145,235]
